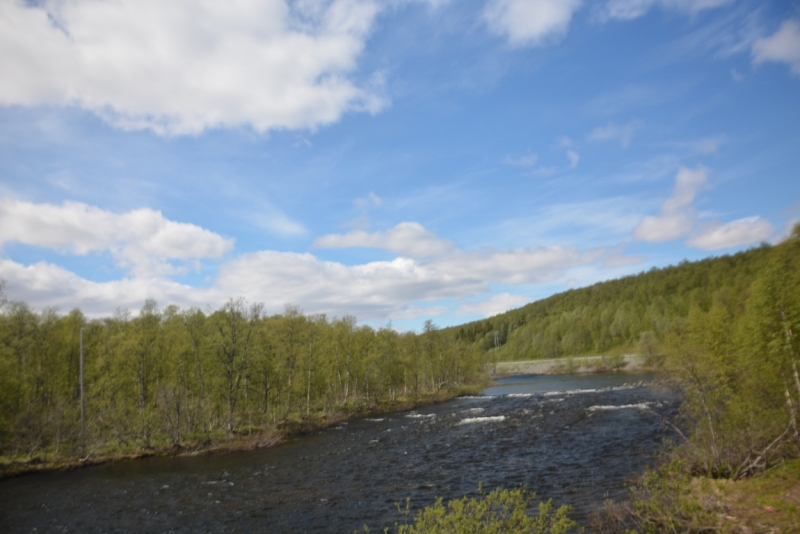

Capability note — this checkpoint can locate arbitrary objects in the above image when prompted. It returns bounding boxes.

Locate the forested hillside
[453,242,775,360]
[0,298,484,464]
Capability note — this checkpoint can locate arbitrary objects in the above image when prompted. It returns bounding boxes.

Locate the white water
[457,415,506,425]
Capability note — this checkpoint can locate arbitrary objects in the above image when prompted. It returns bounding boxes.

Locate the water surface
[0,373,678,532]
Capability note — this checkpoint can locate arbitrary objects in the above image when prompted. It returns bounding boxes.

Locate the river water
[0,373,678,533]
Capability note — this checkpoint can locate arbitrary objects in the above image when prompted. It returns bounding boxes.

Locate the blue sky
[0,0,798,331]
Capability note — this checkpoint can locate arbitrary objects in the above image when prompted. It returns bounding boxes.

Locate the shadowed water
[0,373,678,532]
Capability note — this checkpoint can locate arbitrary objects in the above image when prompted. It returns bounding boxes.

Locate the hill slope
[450,243,775,361]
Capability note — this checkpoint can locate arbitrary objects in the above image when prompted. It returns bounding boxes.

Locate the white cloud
[0,198,233,277]
[687,217,774,250]
[0,0,386,135]
[219,242,598,314]
[0,240,594,320]
[752,19,800,77]
[597,0,732,22]
[0,258,216,316]
[313,222,454,257]
[587,120,642,148]
[456,293,530,317]
[0,194,652,322]
[483,0,583,47]
[633,168,775,250]
[437,246,599,285]
[633,166,707,242]
[315,222,605,282]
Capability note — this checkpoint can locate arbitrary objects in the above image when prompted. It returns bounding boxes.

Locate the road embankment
[490,354,646,376]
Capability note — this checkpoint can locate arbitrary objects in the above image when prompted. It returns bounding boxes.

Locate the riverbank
[490,353,647,377]
[0,383,488,480]
[594,458,800,533]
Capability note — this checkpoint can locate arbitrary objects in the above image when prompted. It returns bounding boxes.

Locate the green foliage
[451,245,774,361]
[0,294,488,461]
[391,487,578,534]
[658,227,800,478]
[623,462,720,534]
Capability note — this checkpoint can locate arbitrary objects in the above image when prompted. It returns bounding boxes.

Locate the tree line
[453,242,775,360]
[0,296,485,461]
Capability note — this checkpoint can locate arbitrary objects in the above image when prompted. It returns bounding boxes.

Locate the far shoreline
[489,353,648,378]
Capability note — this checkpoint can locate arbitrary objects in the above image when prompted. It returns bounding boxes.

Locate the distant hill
[449,243,776,361]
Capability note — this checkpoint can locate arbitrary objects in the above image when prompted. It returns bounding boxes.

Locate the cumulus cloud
[0,212,627,320]
[314,222,604,283]
[752,19,800,77]
[587,120,642,148]
[0,198,233,277]
[0,258,216,316]
[687,217,774,250]
[597,0,732,22]
[0,240,592,319]
[633,166,707,242]
[633,168,775,250]
[483,0,583,47]
[0,0,386,135]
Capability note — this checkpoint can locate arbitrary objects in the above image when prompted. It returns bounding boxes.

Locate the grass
[707,458,800,533]
[595,459,800,533]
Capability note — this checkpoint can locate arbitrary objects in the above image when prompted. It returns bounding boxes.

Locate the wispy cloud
[566,149,580,169]
[595,0,733,23]
[354,192,383,208]
[587,120,643,148]
[503,153,539,168]
[693,137,725,154]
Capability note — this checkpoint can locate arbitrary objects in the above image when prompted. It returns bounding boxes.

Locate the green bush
[390,486,579,534]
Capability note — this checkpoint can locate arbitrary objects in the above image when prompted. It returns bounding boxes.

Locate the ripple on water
[0,373,677,534]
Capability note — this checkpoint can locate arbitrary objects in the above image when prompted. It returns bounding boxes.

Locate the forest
[0,296,485,463]
[452,239,775,360]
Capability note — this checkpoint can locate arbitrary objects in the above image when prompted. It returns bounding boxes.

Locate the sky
[0,0,799,331]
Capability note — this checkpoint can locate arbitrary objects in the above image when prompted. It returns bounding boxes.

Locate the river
[0,373,678,533]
